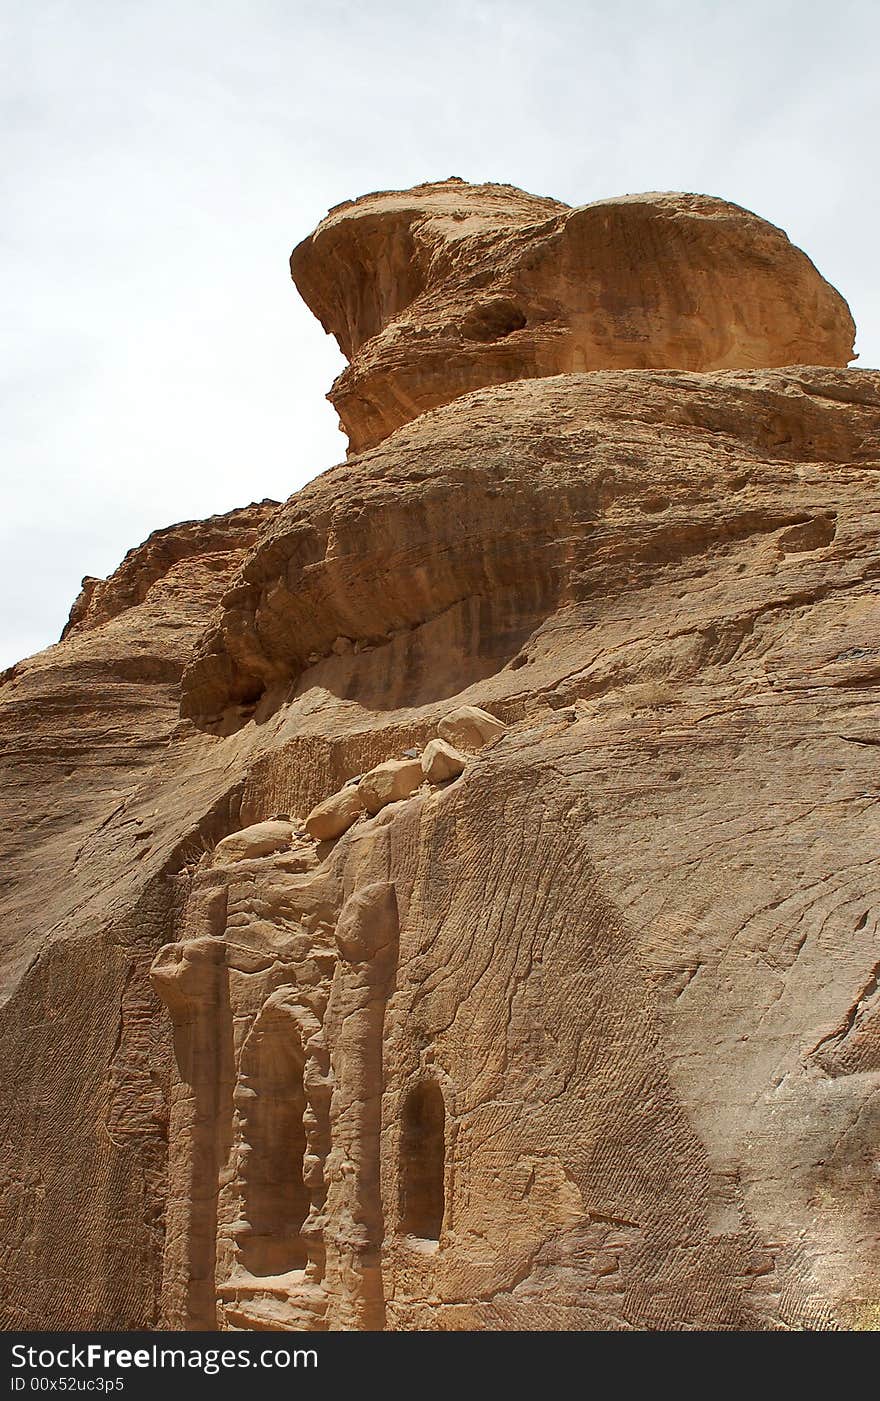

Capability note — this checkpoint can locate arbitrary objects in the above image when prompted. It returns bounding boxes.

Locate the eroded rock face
[1,179,878,1332]
[179,365,879,725]
[291,179,856,453]
[0,500,277,1327]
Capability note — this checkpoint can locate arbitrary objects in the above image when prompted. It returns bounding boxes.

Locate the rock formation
[0,179,878,1332]
[291,180,855,453]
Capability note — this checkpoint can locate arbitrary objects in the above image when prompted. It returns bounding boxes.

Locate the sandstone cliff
[1,180,877,1332]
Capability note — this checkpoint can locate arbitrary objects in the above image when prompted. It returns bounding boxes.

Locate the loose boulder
[437,705,505,752]
[358,758,423,815]
[421,738,467,783]
[305,786,364,841]
[213,820,296,864]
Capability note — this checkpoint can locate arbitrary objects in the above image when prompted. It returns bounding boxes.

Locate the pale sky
[2,0,878,670]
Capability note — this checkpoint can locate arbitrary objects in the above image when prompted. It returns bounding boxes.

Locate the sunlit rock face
[1,179,877,1333]
[290,178,856,453]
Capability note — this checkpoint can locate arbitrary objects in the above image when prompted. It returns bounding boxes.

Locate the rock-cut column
[321,881,399,1330]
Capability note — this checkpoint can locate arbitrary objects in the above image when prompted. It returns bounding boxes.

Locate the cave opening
[400,1079,446,1240]
[461,296,527,342]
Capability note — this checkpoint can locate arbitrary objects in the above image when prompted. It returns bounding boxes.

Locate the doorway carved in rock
[399,1079,446,1241]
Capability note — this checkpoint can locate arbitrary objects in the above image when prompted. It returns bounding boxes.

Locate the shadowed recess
[400,1080,446,1241]
[236,1016,309,1276]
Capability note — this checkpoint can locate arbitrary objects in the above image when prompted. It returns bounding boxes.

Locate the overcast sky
[2,0,878,669]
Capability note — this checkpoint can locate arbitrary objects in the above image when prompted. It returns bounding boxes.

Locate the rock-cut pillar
[321,881,399,1330]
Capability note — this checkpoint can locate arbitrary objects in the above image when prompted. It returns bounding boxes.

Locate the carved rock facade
[1,180,878,1331]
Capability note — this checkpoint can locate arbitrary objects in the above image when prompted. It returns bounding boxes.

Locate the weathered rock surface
[179,364,878,727]
[0,499,277,1327]
[0,179,878,1332]
[291,179,855,453]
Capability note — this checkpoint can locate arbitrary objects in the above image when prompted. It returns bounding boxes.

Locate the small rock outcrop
[212,820,297,863]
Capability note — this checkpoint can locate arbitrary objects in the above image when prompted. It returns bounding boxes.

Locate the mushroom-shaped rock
[213,820,296,864]
[305,786,364,841]
[358,758,423,815]
[438,704,506,752]
[291,179,856,454]
[421,738,467,783]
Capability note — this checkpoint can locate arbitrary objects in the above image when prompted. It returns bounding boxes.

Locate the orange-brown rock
[0,499,277,1326]
[212,819,297,864]
[291,179,856,453]
[0,180,878,1333]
